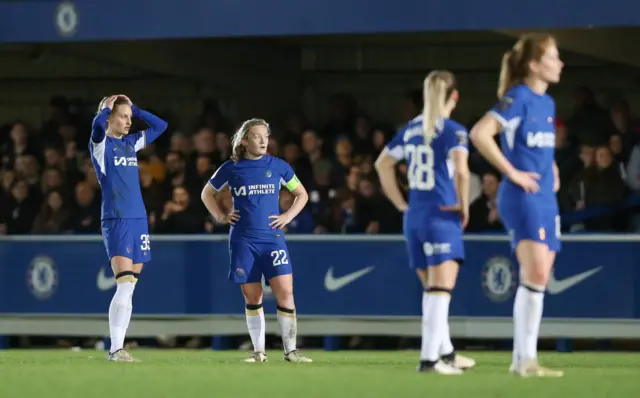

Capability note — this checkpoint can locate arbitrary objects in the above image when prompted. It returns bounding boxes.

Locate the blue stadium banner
[0,235,637,319]
[0,0,635,43]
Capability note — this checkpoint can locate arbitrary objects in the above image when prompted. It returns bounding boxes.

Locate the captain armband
[284,175,301,191]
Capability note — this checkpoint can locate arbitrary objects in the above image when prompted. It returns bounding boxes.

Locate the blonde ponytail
[498,50,517,99]
[422,70,456,144]
[96,96,108,115]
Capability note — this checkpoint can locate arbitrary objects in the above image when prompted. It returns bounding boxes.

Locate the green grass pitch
[1,350,638,398]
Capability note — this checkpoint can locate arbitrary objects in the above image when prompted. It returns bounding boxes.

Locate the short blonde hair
[230,118,270,161]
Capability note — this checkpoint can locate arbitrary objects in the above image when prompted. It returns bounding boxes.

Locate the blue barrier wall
[1,235,637,320]
[0,0,636,43]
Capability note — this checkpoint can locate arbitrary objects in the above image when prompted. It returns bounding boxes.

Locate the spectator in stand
[352,114,375,157]
[32,190,70,234]
[563,144,595,212]
[301,128,325,168]
[155,186,204,234]
[169,132,192,159]
[625,139,640,193]
[467,171,504,233]
[6,179,39,234]
[69,181,101,234]
[282,141,313,186]
[580,145,627,231]
[307,158,338,233]
[610,99,638,163]
[279,190,315,233]
[1,121,37,169]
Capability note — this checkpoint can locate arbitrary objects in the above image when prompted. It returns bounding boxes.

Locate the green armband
[284,175,301,191]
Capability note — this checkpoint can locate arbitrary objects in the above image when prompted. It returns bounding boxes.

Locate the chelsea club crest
[481,256,516,303]
[265,170,272,178]
[27,256,59,300]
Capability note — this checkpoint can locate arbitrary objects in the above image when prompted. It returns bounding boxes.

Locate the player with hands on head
[201,118,312,364]
[375,70,474,375]
[89,94,168,362]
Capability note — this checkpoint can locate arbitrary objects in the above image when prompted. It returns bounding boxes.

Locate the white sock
[245,304,266,353]
[512,286,525,365]
[420,293,430,360]
[440,321,455,357]
[514,284,544,363]
[420,291,450,362]
[108,281,135,353]
[277,306,297,354]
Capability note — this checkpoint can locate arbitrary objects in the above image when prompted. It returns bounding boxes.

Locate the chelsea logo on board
[265,170,272,178]
[55,1,79,38]
[481,256,517,303]
[27,256,59,300]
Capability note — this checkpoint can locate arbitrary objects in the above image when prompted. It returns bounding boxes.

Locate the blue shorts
[403,211,465,269]
[101,218,151,264]
[498,198,561,252]
[229,239,292,284]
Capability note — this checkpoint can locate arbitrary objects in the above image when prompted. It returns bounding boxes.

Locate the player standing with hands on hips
[201,118,312,363]
[470,33,564,377]
[375,70,475,375]
[90,94,168,362]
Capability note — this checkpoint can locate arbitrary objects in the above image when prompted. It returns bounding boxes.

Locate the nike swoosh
[547,266,602,294]
[97,267,117,291]
[325,266,375,292]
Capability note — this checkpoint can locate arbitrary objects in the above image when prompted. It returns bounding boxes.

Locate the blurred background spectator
[2,85,640,236]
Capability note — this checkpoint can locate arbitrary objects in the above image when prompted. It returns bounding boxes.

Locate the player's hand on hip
[220,209,240,225]
[507,169,540,193]
[440,204,469,229]
[268,213,292,230]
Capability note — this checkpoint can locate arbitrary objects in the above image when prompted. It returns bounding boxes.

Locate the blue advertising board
[0,235,637,320]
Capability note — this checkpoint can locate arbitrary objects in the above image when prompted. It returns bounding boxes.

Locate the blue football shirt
[488,84,557,205]
[385,115,469,211]
[209,155,301,242]
[89,106,168,220]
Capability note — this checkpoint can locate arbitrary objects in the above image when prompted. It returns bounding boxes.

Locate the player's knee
[524,256,551,285]
[111,256,134,274]
[425,286,452,297]
[526,267,550,286]
[242,286,263,305]
[245,303,263,316]
[115,271,136,284]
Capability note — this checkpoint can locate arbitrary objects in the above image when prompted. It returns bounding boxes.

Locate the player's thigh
[421,220,464,268]
[500,199,555,250]
[260,241,293,283]
[404,226,427,271]
[229,241,261,284]
[515,240,554,285]
[130,219,152,267]
[268,274,294,300]
[424,223,464,289]
[240,282,263,305]
[102,219,134,274]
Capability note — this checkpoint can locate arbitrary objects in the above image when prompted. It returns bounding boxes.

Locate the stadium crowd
[1,88,640,236]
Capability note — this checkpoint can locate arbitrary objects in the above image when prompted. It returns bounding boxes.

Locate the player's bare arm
[201,184,240,225]
[553,161,560,192]
[374,149,408,212]
[470,115,540,193]
[269,183,308,230]
[440,149,470,229]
